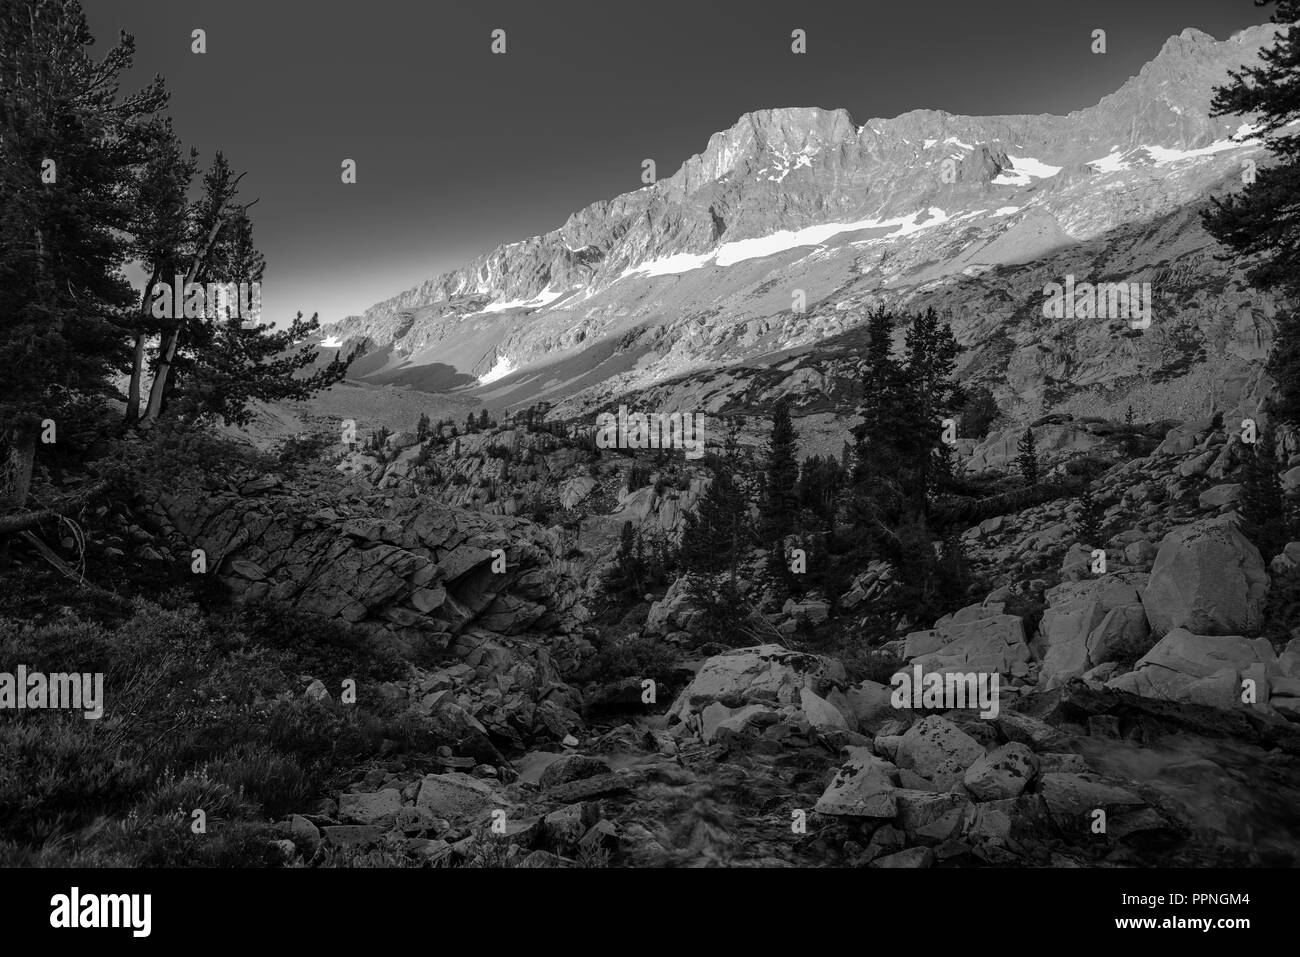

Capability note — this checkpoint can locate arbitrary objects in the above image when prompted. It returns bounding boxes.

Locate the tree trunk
[0,413,43,565]
[125,265,163,425]
[2,413,41,510]
[138,216,228,429]
[125,332,147,424]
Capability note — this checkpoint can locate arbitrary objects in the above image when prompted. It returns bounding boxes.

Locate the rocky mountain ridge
[318,24,1286,425]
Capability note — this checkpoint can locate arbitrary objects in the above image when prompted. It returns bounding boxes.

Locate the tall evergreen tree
[602,520,641,598]
[797,454,842,527]
[1017,428,1039,485]
[124,118,196,424]
[136,151,240,427]
[760,397,799,543]
[1122,405,1140,458]
[679,425,756,646]
[1073,480,1103,547]
[1201,3,1300,425]
[1240,429,1295,561]
[852,307,906,486]
[679,432,752,579]
[899,307,964,510]
[1,1,166,514]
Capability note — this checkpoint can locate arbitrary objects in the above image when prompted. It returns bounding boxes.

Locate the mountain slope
[320,24,1287,421]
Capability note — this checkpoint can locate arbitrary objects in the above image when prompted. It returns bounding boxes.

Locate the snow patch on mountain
[992,155,1063,186]
[1145,138,1258,164]
[471,286,567,315]
[622,208,953,280]
[478,354,517,385]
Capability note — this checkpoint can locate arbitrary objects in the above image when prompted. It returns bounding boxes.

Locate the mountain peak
[327,20,1281,403]
[671,107,858,189]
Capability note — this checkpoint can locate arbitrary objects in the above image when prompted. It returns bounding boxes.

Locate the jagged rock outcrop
[141,476,587,653]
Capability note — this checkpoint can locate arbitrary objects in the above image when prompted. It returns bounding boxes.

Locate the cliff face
[321,25,1285,421]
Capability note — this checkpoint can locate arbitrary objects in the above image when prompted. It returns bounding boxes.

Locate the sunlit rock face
[319,25,1285,422]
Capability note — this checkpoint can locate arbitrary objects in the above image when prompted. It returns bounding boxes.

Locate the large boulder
[1038,574,1150,688]
[908,615,1031,676]
[1039,773,1145,831]
[893,715,986,789]
[963,743,1038,801]
[1141,517,1268,636]
[644,576,702,636]
[559,476,597,510]
[1107,628,1277,708]
[1153,418,1215,456]
[814,747,899,817]
[799,687,848,730]
[833,679,894,734]
[338,788,403,827]
[414,772,501,821]
[667,644,845,733]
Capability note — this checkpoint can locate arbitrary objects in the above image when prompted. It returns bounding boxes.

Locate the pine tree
[1073,480,1103,547]
[1017,428,1039,486]
[416,413,431,442]
[892,512,940,624]
[1,2,168,519]
[124,118,197,424]
[899,307,963,510]
[1122,405,1139,458]
[852,307,906,486]
[760,397,799,543]
[679,455,751,578]
[936,529,972,605]
[678,427,756,646]
[170,310,351,427]
[1239,430,1294,561]
[797,454,842,527]
[1201,4,1300,426]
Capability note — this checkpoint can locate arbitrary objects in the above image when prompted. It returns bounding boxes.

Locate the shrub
[0,717,152,845]
[205,743,312,819]
[573,632,681,687]
[279,432,333,471]
[229,601,406,685]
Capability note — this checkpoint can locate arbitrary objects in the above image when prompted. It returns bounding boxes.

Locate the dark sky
[85,0,1273,327]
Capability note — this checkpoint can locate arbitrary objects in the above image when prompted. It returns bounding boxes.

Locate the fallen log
[0,480,109,536]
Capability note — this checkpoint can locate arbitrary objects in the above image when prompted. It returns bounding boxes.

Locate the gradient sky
[85,0,1274,328]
